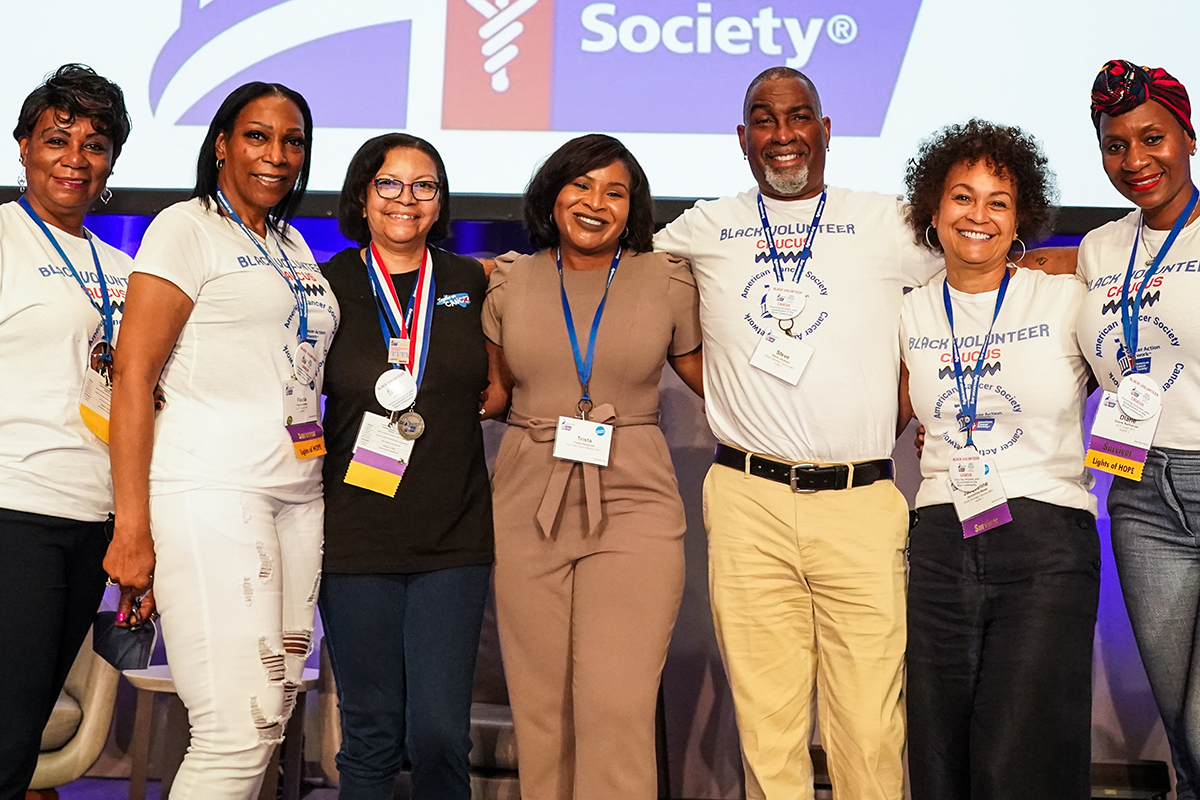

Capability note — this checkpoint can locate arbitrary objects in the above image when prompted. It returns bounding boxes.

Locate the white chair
[29,629,120,791]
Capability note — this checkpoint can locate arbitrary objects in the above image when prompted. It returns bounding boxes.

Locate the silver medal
[397,410,425,440]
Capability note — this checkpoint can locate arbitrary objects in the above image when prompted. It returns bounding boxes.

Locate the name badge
[294,341,319,386]
[553,415,612,467]
[388,337,410,365]
[79,368,113,444]
[749,330,814,385]
[283,379,325,460]
[344,411,415,497]
[1086,388,1159,481]
[949,450,1011,537]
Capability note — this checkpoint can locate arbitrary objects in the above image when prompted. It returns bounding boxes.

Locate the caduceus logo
[465,0,540,92]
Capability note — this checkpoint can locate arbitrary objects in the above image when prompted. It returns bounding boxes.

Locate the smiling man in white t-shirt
[654,67,1077,800]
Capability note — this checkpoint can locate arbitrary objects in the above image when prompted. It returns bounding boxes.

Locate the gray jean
[1110,447,1200,800]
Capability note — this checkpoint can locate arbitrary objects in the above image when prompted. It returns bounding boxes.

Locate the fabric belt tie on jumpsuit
[506,403,660,537]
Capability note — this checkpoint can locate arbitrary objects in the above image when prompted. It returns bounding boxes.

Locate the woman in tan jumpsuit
[481,134,702,799]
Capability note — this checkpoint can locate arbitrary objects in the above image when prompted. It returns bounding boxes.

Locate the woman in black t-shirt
[318,133,492,799]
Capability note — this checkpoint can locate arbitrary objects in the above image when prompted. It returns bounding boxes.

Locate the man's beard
[762,162,810,197]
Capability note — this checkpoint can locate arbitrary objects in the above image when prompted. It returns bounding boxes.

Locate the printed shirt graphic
[132,199,340,503]
[1076,211,1200,449]
[902,269,1094,513]
[0,201,132,521]
[654,186,939,463]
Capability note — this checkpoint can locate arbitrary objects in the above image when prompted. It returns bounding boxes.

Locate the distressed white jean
[150,489,323,799]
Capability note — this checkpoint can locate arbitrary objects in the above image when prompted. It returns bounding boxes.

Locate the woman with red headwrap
[1077,59,1200,799]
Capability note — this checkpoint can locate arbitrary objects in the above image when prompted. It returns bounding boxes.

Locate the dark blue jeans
[319,565,491,800]
[0,508,109,800]
[907,499,1100,800]
[1110,447,1200,800]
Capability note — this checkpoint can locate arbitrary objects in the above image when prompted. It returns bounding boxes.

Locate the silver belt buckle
[789,462,820,493]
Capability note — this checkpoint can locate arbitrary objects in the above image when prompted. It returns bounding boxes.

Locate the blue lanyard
[215,189,309,343]
[943,267,1011,448]
[756,190,826,285]
[1119,185,1198,376]
[19,196,113,351]
[558,247,620,412]
[365,246,435,389]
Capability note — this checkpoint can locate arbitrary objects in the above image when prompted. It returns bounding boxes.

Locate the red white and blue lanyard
[215,189,310,343]
[558,247,620,414]
[365,243,435,391]
[1119,185,1198,377]
[19,195,113,357]
[756,190,826,285]
[943,267,1011,448]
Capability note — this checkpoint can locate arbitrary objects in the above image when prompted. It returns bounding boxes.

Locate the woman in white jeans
[106,81,338,798]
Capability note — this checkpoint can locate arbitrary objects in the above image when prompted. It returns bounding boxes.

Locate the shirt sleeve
[482,250,520,346]
[893,196,943,288]
[653,206,696,262]
[665,254,702,356]
[130,203,214,301]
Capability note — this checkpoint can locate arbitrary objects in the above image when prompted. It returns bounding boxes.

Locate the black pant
[906,499,1100,800]
[0,508,109,799]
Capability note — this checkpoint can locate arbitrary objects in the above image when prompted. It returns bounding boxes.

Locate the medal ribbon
[365,244,435,390]
[19,195,113,352]
[756,190,827,285]
[215,189,310,343]
[943,267,1012,448]
[1119,185,1198,376]
[558,247,621,411]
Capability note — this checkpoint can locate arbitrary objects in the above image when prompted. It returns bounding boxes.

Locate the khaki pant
[704,462,909,800]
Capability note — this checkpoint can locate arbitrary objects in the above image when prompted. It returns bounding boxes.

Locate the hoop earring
[216,158,225,170]
[17,172,26,193]
[1010,236,1026,263]
[620,226,629,241]
[924,225,939,251]
[100,187,113,205]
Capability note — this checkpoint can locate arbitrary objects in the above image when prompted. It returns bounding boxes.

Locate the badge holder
[1086,374,1161,481]
[79,341,114,444]
[283,375,325,460]
[554,395,612,468]
[750,289,815,385]
[948,448,1012,538]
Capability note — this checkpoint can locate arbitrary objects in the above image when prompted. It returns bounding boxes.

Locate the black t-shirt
[320,246,493,573]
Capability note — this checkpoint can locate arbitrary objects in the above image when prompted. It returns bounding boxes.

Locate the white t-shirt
[0,200,131,521]
[902,269,1095,513]
[653,186,941,463]
[1076,210,1200,449]
[132,199,339,503]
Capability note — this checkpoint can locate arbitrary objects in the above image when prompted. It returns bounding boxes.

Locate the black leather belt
[713,444,894,493]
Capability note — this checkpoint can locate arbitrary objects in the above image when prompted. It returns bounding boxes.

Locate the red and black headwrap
[1091,59,1194,142]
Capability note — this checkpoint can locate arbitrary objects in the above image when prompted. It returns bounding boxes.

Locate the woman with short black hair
[317,132,492,799]
[899,119,1098,799]
[481,133,702,800]
[106,81,338,797]
[0,62,132,799]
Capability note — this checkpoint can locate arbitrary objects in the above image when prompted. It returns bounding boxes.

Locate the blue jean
[319,565,491,800]
[1110,447,1200,800]
[907,499,1100,800]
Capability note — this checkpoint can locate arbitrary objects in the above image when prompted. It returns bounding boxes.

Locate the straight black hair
[337,133,451,246]
[191,82,313,236]
[523,134,654,253]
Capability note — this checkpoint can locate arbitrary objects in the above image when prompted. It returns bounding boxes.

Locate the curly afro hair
[905,119,1059,253]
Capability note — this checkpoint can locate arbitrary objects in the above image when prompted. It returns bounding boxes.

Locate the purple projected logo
[549,0,922,135]
[150,1,412,127]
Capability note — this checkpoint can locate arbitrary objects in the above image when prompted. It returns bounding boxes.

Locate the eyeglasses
[371,178,440,201]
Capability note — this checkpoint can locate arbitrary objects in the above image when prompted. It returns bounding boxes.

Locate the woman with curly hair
[898,119,1098,800]
[480,133,702,799]
[1077,60,1200,800]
